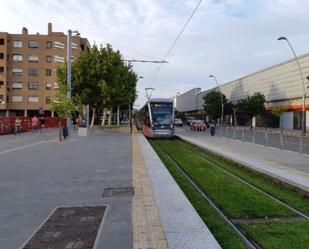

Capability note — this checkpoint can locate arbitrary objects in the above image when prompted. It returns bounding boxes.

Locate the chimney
[22,27,28,35]
[48,23,52,35]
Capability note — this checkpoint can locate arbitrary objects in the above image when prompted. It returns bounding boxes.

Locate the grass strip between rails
[175,138,309,215]
[155,139,293,218]
[240,220,309,249]
[150,140,248,249]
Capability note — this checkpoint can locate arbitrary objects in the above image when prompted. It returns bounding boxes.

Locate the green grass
[154,139,293,218]
[175,139,309,215]
[150,140,248,249]
[240,220,309,249]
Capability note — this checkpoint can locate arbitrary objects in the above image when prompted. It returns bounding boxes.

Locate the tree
[236,93,265,127]
[56,44,138,130]
[50,70,76,140]
[203,91,227,120]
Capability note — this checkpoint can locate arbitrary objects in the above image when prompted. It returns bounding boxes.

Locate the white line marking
[0,141,47,154]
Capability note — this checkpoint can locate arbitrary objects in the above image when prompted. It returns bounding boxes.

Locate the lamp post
[67,29,80,135]
[277,36,307,135]
[209,75,224,125]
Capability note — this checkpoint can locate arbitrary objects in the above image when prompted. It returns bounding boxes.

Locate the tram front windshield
[150,102,173,126]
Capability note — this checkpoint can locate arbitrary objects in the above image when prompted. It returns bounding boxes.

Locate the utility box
[78,105,89,136]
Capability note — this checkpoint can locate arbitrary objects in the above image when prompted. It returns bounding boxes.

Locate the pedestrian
[14,117,21,135]
[210,122,215,136]
[31,115,39,133]
[39,116,46,135]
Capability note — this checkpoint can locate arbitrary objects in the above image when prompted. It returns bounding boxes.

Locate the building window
[12,54,23,62]
[53,41,64,49]
[28,41,38,48]
[28,55,39,62]
[0,53,3,59]
[54,55,64,63]
[28,96,39,103]
[0,81,4,86]
[28,82,38,90]
[46,69,52,76]
[12,68,23,76]
[12,96,23,102]
[46,56,52,63]
[12,82,23,89]
[46,82,52,90]
[46,41,52,48]
[0,95,3,103]
[46,96,51,104]
[13,40,22,48]
[0,67,4,74]
[0,39,4,45]
[28,68,38,76]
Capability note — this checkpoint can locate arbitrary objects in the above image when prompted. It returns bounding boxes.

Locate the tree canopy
[53,44,138,130]
[203,91,227,120]
[236,93,266,120]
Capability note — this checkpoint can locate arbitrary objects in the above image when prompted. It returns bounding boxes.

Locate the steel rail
[152,140,259,249]
[176,140,309,220]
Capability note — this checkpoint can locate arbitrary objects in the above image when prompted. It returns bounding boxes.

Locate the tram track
[150,138,309,249]
[174,139,309,220]
[152,140,260,249]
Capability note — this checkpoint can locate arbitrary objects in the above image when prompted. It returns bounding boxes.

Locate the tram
[139,98,174,138]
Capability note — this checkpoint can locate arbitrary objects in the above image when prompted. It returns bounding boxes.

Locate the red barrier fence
[0,116,66,135]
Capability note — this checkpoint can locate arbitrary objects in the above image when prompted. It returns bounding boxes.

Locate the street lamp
[67,29,79,135]
[209,75,224,125]
[277,36,307,135]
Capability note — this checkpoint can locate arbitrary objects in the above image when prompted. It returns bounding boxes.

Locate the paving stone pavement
[0,130,132,249]
[132,131,168,249]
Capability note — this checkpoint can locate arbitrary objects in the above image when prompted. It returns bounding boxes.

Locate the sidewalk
[0,130,132,249]
[176,128,309,193]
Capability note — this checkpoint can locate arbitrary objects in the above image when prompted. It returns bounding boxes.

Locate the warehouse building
[175,53,309,132]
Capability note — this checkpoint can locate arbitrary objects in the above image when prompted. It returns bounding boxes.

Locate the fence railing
[215,126,309,155]
[0,117,66,135]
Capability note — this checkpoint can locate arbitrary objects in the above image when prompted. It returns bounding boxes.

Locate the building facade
[175,53,309,131]
[0,23,89,117]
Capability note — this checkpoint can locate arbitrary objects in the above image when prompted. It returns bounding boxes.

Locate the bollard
[280,131,284,150]
[242,128,245,142]
[264,130,269,147]
[299,136,304,154]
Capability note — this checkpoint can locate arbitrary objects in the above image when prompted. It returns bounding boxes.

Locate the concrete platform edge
[138,134,221,249]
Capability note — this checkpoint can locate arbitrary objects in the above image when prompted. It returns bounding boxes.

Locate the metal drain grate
[22,206,106,249]
[102,187,134,197]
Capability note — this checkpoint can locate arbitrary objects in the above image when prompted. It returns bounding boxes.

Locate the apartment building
[0,23,90,117]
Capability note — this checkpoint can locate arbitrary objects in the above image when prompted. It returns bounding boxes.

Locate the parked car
[186,117,195,126]
[174,118,184,127]
[190,120,206,131]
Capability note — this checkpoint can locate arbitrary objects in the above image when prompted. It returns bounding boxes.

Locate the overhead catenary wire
[149,0,203,87]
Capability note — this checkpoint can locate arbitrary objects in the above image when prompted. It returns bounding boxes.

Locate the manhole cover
[22,206,106,249]
[102,187,134,197]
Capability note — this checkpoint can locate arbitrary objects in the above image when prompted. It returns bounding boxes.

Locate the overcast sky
[1,0,309,107]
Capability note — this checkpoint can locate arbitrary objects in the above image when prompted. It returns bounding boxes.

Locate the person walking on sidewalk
[31,115,39,133]
[14,117,21,135]
[39,116,46,135]
[210,122,215,136]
